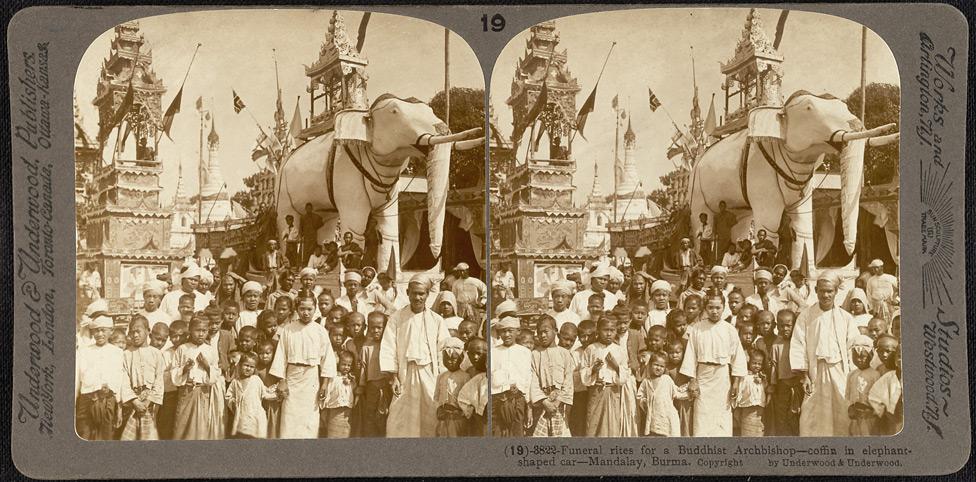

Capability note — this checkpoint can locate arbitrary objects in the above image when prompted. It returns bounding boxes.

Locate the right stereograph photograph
[488,8,901,438]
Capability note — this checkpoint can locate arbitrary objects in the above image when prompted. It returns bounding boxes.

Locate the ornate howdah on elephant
[275,94,483,274]
[688,91,899,269]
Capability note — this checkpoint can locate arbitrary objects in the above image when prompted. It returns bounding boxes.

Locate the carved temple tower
[496,21,602,312]
[714,8,784,136]
[80,21,188,314]
[299,10,369,140]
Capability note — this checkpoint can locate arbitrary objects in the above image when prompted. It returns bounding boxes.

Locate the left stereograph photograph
[72,9,489,441]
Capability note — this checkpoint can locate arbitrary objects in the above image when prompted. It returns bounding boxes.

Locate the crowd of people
[489,256,903,438]
[75,252,492,441]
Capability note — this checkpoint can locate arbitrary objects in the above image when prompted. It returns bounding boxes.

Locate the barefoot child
[320,351,357,438]
[846,334,881,436]
[434,337,471,437]
[637,351,687,436]
[157,320,186,439]
[666,339,693,436]
[171,316,223,440]
[358,312,391,437]
[569,319,596,436]
[255,340,281,438]
[579,317,638,437]
[458,337,490,436]
[769,310,800,436]
[491,316,532,436]
[225,352,268,438]
[120,316,166,440]
[733,349,767,436]
[528,316,574,437]
[75,315,125,440]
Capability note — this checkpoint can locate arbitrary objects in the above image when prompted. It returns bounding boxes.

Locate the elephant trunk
[425,142,452,260]
[839,139,867,255]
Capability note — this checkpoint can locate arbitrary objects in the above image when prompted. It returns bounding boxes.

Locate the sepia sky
[489,8,900,204]
[74,9,485,202]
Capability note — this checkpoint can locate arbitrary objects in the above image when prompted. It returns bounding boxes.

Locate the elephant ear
[748,107,785,143]
[334,110,371,147]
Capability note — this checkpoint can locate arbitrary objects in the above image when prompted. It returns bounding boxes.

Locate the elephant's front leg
[786,181,816,275]
[374,194,400,279]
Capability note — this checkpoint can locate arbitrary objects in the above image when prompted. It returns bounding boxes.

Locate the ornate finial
[208,114,219,146]
[590,161,602,198]
[733,8,778,59]
[624,116,636,145]
[321,10,361,59]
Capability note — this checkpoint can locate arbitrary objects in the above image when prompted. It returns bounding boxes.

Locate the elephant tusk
[427,127,483,145]
[867,132,900,147]
[838,123,897,142]
[454,137,485,151]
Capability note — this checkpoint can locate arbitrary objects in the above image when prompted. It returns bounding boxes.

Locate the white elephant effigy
[275,94,483,274]
[688,91,898,270]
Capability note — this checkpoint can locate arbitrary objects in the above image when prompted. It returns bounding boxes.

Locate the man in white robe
[790,271,861,436]
[160,265,206,320]
[270,296,337,439]
[745,269,786,314]
[380,274,449,437]
[864,259,899,322]
[336,270,374,317]
[569,266,618,319]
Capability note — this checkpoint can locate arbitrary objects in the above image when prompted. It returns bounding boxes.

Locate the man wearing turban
[790,271,861,436]
[380,274,450,437]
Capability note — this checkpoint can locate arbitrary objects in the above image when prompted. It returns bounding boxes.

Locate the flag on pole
[648,88,662,112]
[98,78,135,141]
[251,131,270,161]
[288,96,302,141]
[704,93,717,136]
[611,94,619,110]
[773,10,790,49]
[232,90,246,113]
[161,86,183,140]
[575,85,598,140]
[512,82,548,145]
[356,12,371,52]
[195,95,204,112]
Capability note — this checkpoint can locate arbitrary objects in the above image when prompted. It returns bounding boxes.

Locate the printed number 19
[482,14,505,32]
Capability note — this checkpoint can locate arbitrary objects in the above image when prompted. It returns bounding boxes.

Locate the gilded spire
[624,116,636,145]
[207,113,219,146]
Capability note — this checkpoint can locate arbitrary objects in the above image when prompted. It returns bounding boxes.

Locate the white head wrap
[242,281,263,295]
[91,315,114,330]
[754,269,773,282]
[344,271,363,283]
[650,280,672,294]
[495,316,520,330]
[442,336,465,354]
[300,267,318,278]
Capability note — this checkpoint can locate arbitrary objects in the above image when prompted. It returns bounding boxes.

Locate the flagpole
[570,41,616,146]
[444,28,451,129]
[613,101,620,222]
[198,101,207,224]
[859,26,867,123]
[156,43,201,149]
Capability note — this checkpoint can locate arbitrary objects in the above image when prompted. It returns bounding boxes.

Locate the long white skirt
[692,363,733,437]
[279,365,320,439]
[799,359,848,436]
[386,362,438,438]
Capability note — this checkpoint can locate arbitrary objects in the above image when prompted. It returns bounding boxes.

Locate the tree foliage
[846,82,900,185]
[231,190,255,214]
[821,83,900,185]
[405,87,485,189]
